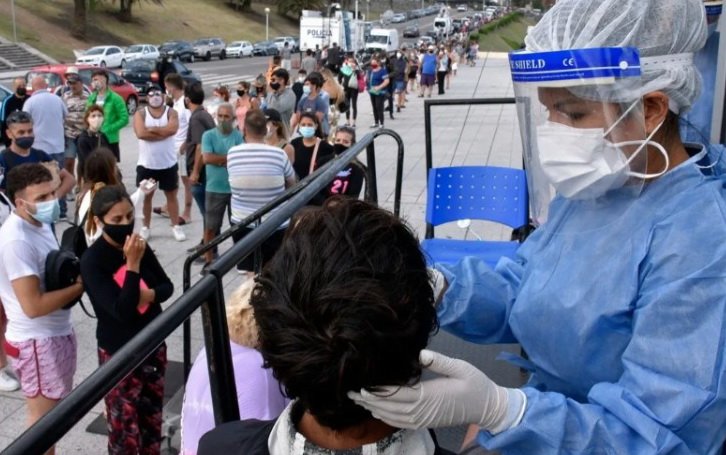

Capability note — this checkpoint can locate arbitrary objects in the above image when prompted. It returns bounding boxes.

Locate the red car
[25,64,140,114]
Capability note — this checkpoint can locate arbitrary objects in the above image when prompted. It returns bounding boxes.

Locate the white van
[365,29,400,53]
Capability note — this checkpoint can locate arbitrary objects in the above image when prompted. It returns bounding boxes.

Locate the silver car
[193,38,227,61]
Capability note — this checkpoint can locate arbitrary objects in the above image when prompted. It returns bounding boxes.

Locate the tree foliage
[277,0,326,18]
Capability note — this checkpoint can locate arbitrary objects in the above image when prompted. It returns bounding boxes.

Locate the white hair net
[525,0,708,113]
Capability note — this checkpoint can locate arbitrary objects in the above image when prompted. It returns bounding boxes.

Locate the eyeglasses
[6,111,32,125]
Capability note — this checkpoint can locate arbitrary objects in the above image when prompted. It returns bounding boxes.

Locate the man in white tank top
[133,84,186,242]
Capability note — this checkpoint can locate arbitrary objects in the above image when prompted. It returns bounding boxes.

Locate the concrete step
[0,43,52,70]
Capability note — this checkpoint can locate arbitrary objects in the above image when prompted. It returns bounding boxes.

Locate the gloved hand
[348,349,526,432]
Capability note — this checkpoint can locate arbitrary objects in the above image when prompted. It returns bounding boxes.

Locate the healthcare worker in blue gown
[349,0,726,453]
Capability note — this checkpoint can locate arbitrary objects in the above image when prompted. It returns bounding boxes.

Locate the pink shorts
[4,332,77,400]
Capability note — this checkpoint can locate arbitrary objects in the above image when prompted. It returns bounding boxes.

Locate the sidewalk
[0,51,524,453]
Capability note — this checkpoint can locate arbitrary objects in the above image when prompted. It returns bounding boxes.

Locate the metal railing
[3,129,405,455]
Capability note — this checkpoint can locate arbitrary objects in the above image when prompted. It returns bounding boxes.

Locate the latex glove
[348,349,526,432]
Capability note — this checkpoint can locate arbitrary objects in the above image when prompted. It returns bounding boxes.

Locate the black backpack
[44,249,81,310]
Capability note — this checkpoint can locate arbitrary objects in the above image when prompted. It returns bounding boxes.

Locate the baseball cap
[263,108,282,123]
[65,66,81,82]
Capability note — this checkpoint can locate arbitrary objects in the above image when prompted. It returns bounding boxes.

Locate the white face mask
[537,111,669,200]
[88,116,104,130]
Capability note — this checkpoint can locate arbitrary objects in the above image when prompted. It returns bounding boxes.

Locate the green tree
[277,0,326,18]
[105,0,163,22]
[72,0,87,39]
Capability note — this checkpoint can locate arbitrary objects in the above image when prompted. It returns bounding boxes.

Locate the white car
[75,46,126,68]
[273,36,298,52]
[226,41,254,58]
[124,44,159,62]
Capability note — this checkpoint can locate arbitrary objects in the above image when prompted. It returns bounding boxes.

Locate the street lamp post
[11,0,18,42]
[265,7,270,41]
[366,0,370,20]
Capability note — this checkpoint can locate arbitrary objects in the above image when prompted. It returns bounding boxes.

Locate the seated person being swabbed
[199,197,450,454]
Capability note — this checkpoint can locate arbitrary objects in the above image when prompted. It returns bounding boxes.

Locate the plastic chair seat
[421,238,520,268]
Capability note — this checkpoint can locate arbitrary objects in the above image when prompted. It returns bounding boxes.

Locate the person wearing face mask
[80,185,172,455]
[419,45,437,98]
[265,68,296,133]
[435,49,449,95]
[198,103,243,270]
[227,109,297,276]
[0,111,76,202]
[87,70,128,162]
[0,77,29,148]
[338,58,361,128]
[289,112,335,180]
[367,57,389,129]
[350,1,726,454]
[314,126,366,204]
[290,72,330,137]
[207,85,230,125]
[133,84,186,242]
[392,50,408,112]
[292,69,307,106]
[263,108,294,163]
[235,81,254,134]
[76,105,111,189]
[0,163,84,455]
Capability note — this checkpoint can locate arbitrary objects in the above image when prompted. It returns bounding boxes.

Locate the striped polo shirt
[227,143,294,226]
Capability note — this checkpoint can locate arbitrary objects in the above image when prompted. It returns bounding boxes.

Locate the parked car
[457,4,468,12]
[403,25,420,38]
[159,40,196,63]
[272,36,299,52]
[124,44,160,62]
[25,64,140,114]
[391,13,407,23]
[193,38,227,61]
[121,58,201,99]
[417,36,435,48]
[75,45,126,68]
[226,40,254,58]
[252,41,279,56]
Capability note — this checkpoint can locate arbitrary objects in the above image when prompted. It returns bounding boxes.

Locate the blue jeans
[190,183,205,227]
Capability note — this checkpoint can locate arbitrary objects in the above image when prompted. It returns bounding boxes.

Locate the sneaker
[370,123,379,128]
[198,262,212,277]
[58,213,68,222]
[140,226,151,241]
[172,225,187,242]
[0,368,20,392]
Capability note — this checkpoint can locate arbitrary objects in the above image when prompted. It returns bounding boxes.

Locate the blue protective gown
[437,147,726,454]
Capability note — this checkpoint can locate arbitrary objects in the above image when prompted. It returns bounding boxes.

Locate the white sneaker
[0,368,20,392]
[140,226,151,241]
[172,225,187,242]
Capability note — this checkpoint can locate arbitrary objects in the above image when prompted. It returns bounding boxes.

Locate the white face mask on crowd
[537,107,670,200]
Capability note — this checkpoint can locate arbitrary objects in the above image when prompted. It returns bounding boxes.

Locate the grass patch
[477,14,534,53]
[3,0,300,61]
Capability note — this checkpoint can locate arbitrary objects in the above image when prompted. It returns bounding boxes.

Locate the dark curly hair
[250,197,437,431]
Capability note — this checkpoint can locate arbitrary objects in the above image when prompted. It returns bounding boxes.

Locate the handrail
[3,129,405,455]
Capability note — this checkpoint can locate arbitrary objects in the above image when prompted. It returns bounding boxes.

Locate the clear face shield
[510,48,669,226]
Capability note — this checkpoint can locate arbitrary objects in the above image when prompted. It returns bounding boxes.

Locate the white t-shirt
[137,106,177,170]
[0,213,73,342]
[173,96,191,154]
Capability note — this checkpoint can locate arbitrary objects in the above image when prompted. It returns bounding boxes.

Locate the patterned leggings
[98,343,167,455]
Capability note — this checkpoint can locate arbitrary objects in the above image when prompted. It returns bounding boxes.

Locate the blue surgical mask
[299,126,316,138]
[302,85,311,95]
[26,199,60,225]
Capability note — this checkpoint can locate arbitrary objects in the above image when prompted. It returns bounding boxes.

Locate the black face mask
[269,82,281,91]
[104,222,135,245]
[237,89,245,97]
[16,87,27,97]
[333,143,348,155]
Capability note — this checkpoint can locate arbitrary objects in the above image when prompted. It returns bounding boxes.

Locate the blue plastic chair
[421,166,529,268]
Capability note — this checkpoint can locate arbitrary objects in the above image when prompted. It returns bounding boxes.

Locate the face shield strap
[603,99,641,137]
[611,119,670,180]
